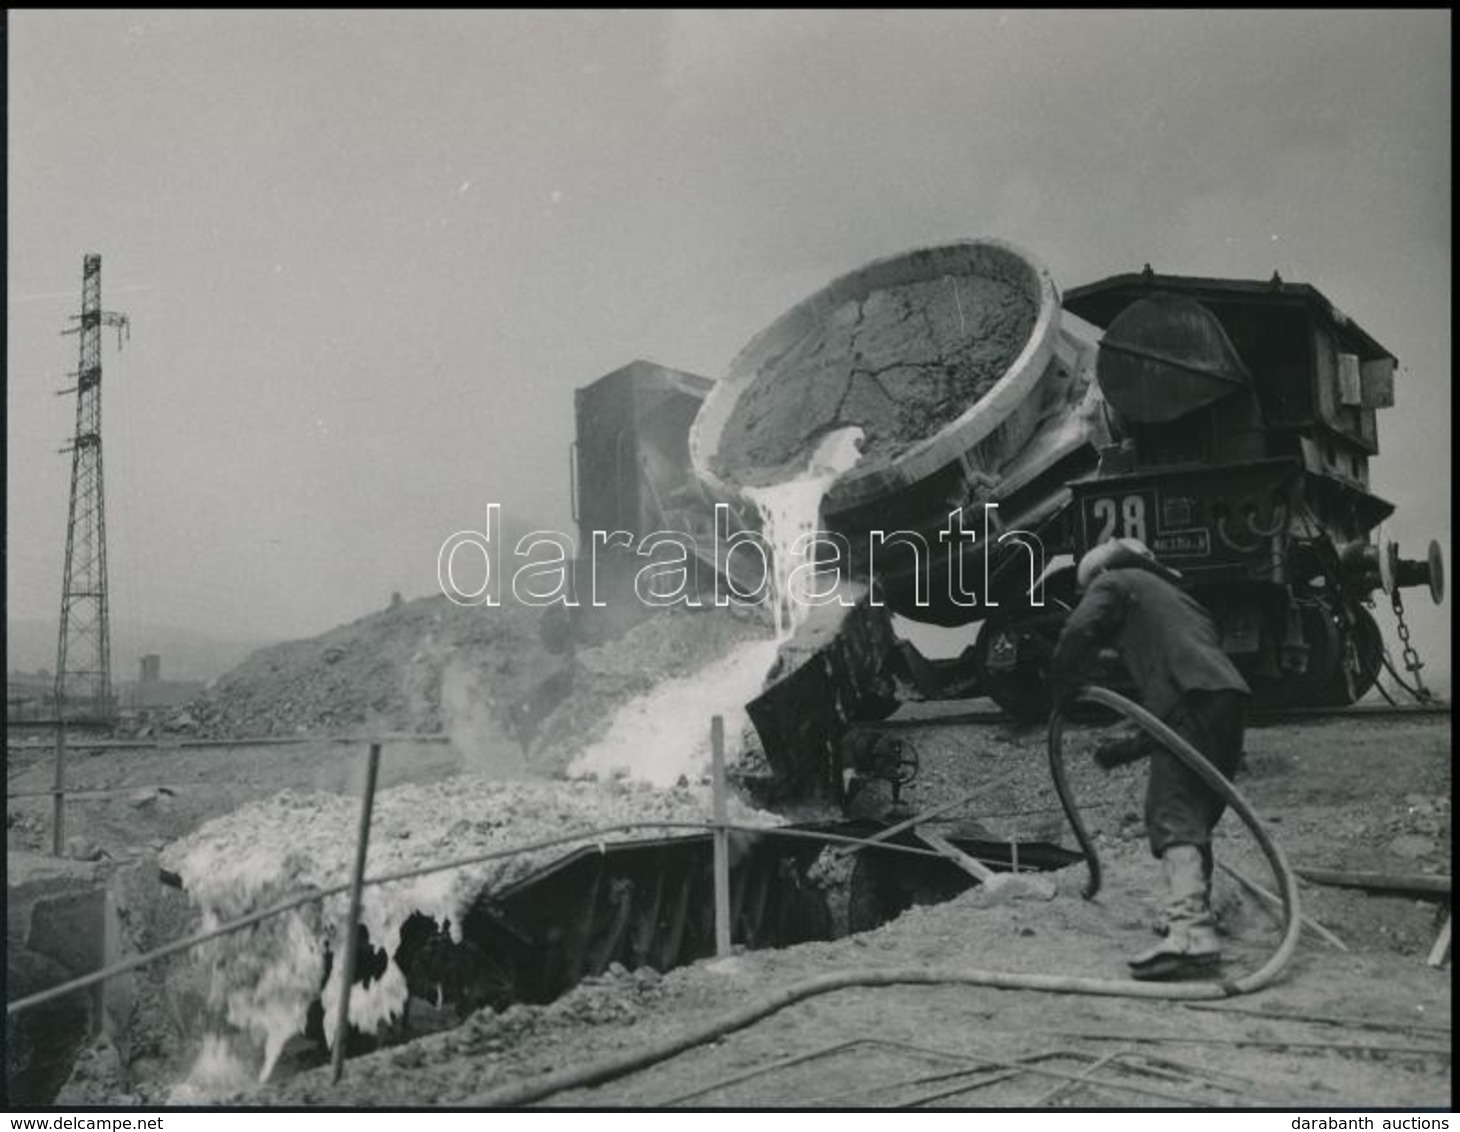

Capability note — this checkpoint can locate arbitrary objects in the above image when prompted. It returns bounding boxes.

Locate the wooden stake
[52,719,67,857]
[711,716,731,958]
[1427,914,1451,968]
[331,741,381,1084]
[914,827,997,882]
[1217,862,1349,952]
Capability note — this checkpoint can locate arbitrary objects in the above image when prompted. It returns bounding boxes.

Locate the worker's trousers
[1145,689,1248,866]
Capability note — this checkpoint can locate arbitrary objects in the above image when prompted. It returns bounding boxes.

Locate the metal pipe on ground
[1120,1051,1272,1095]
[808,1047,1093,1109]
[802,1048,1083,1110]
[11,784,185,801]
[1025,1028,1450,1056]
[892,1067,1027,1108]
[666,1036,1220,1111]
[1182,1001,1451,1037]
[1027,1046,1132,1109]
[832,770,1022,859]
[655,1038,869,1107]
[14,732,455,752]
[1293,868,1450,898]
[798,1039,1230,1109]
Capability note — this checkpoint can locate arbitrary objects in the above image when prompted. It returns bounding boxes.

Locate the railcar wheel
[1318,605,1384,706]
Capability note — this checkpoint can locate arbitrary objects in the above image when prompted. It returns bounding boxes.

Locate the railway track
[6,699,1445,754]
[878,699,1450,730]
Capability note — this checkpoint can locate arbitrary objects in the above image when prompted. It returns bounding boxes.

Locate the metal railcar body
[971,267,1442,718]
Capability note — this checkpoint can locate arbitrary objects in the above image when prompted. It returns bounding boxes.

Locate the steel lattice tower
[55,254,129,722]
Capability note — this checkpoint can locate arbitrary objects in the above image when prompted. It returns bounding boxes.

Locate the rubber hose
[1047,703,1100,899]
[464,686,1303,1109]
[1050,684,1303,986]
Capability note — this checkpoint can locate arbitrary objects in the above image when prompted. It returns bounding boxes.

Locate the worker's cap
[1076,537,1182,588]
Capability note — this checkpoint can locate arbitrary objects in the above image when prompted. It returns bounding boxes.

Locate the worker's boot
[1129,844,1221,980]
[1150,846,1214,938]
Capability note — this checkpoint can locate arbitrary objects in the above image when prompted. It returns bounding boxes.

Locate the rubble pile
[538,962,666,1028]
[149,595,560,741]
[160,776,784,1087]
[149,594,773,767]
[277,975,665,1105]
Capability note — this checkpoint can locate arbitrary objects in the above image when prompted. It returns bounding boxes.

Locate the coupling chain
[1390,587,1433,699]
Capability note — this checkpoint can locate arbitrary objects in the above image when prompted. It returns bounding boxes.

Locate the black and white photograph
[6,9,1451,1114]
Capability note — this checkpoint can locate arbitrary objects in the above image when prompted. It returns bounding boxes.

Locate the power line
[54,254,130,723]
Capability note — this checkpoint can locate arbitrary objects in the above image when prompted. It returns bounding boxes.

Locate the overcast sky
[7,11,1451,674]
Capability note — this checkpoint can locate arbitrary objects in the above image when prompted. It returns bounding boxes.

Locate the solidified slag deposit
[161,778,784,1091]
[713,274,1037,486]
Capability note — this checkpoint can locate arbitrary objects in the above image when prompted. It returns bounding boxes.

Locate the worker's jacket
[1051,566,1250,718]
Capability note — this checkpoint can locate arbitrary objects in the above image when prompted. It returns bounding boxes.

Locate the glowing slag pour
[565,636,782,787]
[743,427,865,641]
[566,426,864,786]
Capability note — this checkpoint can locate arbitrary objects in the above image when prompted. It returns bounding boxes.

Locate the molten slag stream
[569,426,865,784]
[744,427,865,642]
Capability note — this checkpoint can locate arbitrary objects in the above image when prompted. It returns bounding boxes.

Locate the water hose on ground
[1049,685,1298,922]
[464,686,1303,1108]
[1048,696,1102,900]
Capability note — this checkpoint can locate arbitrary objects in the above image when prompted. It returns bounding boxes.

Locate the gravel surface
[20,703,1450,1109]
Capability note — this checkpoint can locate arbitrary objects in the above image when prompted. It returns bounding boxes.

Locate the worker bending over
[1051,537,1251,980]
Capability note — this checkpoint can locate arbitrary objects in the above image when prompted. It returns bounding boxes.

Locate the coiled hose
[463,686,1302,1108]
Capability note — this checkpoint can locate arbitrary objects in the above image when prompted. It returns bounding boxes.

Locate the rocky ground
[8,688,1451,1109]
